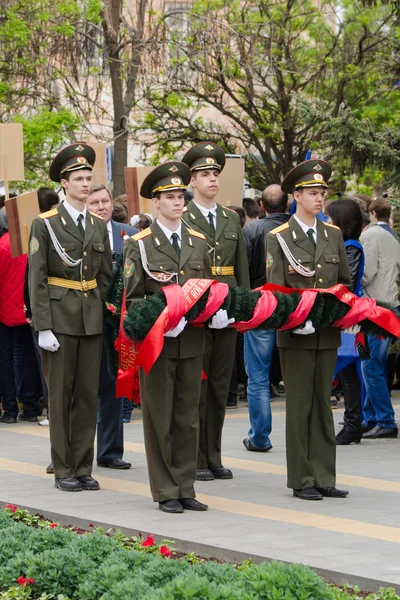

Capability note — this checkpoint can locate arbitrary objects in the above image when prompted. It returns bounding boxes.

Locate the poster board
[124,157,245,219]
[90,142,108,187]
[0,123,25,184]
[6,191,39,257]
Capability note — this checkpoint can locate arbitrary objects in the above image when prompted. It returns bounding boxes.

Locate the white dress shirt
[294,214,317,245]
[106,219,114,252]
[157,220,182,249]
[193,200,217,230]
[63,200,87,231]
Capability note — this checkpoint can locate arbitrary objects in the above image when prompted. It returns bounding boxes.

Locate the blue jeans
[361,335,397,429]
[244,329,275,449]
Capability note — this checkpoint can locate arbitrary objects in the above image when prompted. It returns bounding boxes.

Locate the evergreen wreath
[123,286,399,343]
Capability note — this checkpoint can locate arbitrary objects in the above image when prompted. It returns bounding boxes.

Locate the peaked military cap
[49,143,96,182]
[182,141,226,173]
[281,159,332,194]
[140,161,191,200]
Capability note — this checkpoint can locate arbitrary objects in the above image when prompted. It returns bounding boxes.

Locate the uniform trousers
[198,327,237,468]
[43,333,102,478]
[140,354,202,503]
[280,347,337,490]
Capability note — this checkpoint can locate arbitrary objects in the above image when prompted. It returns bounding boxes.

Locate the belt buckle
[82,280,89,291]
[216,266,222,275]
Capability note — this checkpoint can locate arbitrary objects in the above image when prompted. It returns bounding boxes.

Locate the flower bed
[0,507,398,600]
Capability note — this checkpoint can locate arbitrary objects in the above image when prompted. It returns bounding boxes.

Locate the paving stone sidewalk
[0,394,399,593]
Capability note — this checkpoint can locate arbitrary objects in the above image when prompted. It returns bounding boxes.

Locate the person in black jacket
[327,199,364,445]
[242,185,290,452]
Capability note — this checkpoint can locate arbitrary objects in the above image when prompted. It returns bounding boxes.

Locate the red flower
[141,534,155,547]
[50,523,57,528]
[159,545,172,558]
[88,522,94,527]
[16,576,35,586]
[5,504,18,513]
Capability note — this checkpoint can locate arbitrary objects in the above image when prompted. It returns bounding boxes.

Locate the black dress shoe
[362,423,376,434]
[210,466,233,479]
[362,425,398,439]
[336,428,361,445]
[97,458,132,470]
[55,477,82,492]
[293,487,323,500]
[243,438,272,452]
[46,463,54,474]
[180,498,208,511]
[0,414,17,424]
[159,499,184,513]
[18,413,38,422]
[196,468,214,481]
[316,487,349,498]
[76,475,100,490]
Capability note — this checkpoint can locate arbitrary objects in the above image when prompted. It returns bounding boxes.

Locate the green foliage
[10,109,81,192]
[136,0,400,191]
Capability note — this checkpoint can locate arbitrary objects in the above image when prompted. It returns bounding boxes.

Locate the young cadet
[124,161,212,514]
[266,160,351,501]
[182,142,250,481]
[28,143,113,492]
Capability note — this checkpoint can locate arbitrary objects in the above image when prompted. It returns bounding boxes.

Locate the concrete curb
[1,501,399,594]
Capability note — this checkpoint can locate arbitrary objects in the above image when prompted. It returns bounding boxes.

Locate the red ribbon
[115,290,137,401]
[135,279,214,374]
[191,281,230,324]
[232,291,278,332]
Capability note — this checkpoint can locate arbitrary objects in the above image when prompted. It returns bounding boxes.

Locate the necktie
[307,228,316,248]
[171,232,180,257]
[208,211,215,232]
[77,213,85,235]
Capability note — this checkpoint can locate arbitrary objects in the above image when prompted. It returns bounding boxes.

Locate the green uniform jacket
[183,201,250,289]
[266,216,351,350]
[124,220,212,359]
[28,202,112,336]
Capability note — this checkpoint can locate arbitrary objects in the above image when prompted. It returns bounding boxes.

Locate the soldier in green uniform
[124,161,212,513]
[181,142,250,481]
[266,159,351,501]
[28,144,113,492]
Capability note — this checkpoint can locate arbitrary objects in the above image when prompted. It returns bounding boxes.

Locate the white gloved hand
[38,330,60,352]
[209,309,235,329]
[164,317,187,338]
[343,324,361,334]
[293,319,315,336]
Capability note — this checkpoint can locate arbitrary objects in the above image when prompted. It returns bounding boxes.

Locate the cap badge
[75,145,85,152]
[77,156,87,164]
[206,157,215,164]
[205,144,214,151]
[171,177,182,185]
[313,164,323,172]
[169,165,179,173]
[313,173,323,181]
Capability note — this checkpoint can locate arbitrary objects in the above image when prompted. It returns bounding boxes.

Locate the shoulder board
[39,208,58,220]
[224,206,237,214]
[187,228,206,240]
[89,211,103,220]
[132,228,152,241]
[183,206,188,212]
[270,223,290,236]
[324,222,340,231]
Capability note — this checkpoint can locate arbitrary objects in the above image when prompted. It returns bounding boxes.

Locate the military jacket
[182,201,250,289]
[266,215,351,350]
[28,202,112,336]
[124,220,212,359]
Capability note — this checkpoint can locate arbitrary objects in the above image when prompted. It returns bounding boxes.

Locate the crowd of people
[0,141,398,511]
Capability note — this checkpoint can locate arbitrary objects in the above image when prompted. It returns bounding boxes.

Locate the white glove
[209,309,235,329]
[293,319,315,336]
[38,330,60,352]
[164,317,187,338]
[343,325,361,334]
